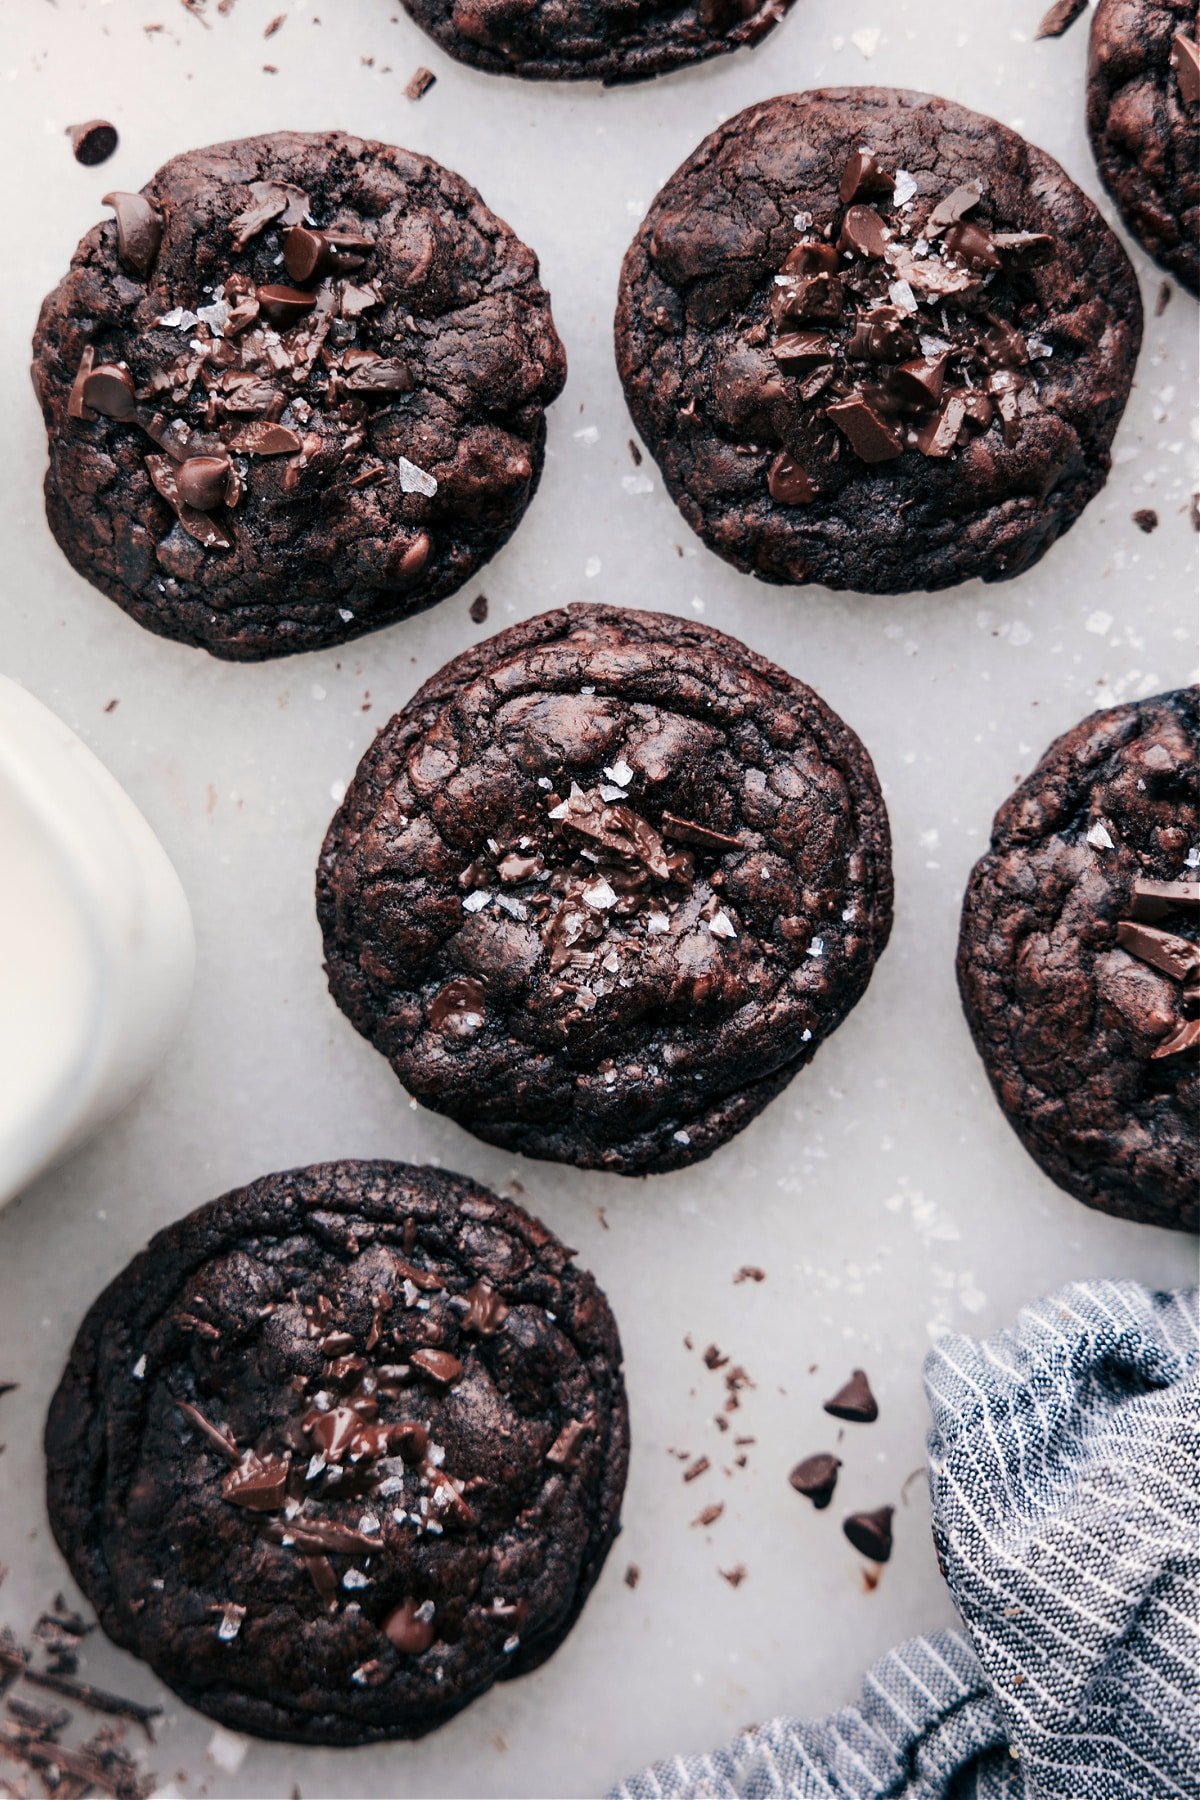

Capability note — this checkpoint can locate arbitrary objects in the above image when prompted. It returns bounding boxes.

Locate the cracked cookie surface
[615,88,1142,595]
[398,0,795,84]
[1087,0,1199,295]
[45,1161,628,1743]
[317,604,893,1176]
[31,131,566,660]
[958,690,1199,1231]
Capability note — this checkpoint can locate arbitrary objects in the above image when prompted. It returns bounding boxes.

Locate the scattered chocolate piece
[624,1563,640,1589]
[405,66,437,99]
[682,1456,710,1482]
[788,1453,841,1509]
[68,120,118,167]
[1131,508,1158,533]
[823,1369,878,1423]
[703,1345,728,1371]
[692,1503,724,1527]
[843,1505,894,1562]
[1155,281,1172,316]
[21,1666,162,1735]
[469,593,489,623]
[719,1564,747,1587]
[1036,0,1088,37]
[733,1266,766,1284]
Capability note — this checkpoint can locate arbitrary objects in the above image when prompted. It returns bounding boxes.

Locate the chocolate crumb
[628,439,643,465]
[733,1266,766,1284]
[862,1566,881,1593]
[692,1503,724,1528]
[719,1564,747,1587]
[264,11,285,33]
[405,65,437,99]
[67,121,118,167]
[682,1456,710,1483]
[624,1564,640,1589]
[1155,281,1172,316]
[1192,494,1200,532]
[103,698,119,713]
[1132,509,1158,533]
[703,1345,728,1370]
[469,594,489,624]
[1035,0,1088,37]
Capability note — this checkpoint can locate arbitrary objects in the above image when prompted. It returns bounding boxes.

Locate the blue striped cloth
[610,1283,1199,1800]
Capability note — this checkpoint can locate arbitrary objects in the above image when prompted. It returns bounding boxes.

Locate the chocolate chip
[176,454,232,512]
[788,1453,841,1508]
[838,149,894,205]
[889,353,948,409]
[1115,921,1200,982]
[391,1421,430,1464]
[429,976,487,1032]
[1154,1018,1200,1059]
[68,120,118,167]
[229,180,310,250]
[283,225,373,284]
[546,1418,591,1468]
[915,393,968,457]
[67,347,97,421]
[383,1599,436,1655]
[1171,30,1200,105]
[1128,877,1200,921]
[838,205,891,259]
[624,1564,640,1588]
[843,1506,893,1562]
[944,221,1001,271]
[409,1348,463,1387]
[1132,508,1159,534]
[221,1453,291,1513]
[102,191,162,279]
[225,421,303,456]
[461,1278,509,1337]
[826,396,903,463]
[145,454,234,552]
[823,1369,878,1422]
[991,231,1055,269]
[847,306,918,363]
[342,358,415,394]
[925,182,984,235]
[80,363,136,422]
[768,451,818,505]
[773,330,834,369]
[775,270,844,325]
[469,594,489,623]
[255,284,318,327]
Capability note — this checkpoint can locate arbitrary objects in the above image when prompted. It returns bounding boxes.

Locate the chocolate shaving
[1035,0,1088,35]
[262,1518,380,1556]
[660,813,745,853]
[229,180,310,250]
[21,1670,161,1737]
[174,1398,240,1463]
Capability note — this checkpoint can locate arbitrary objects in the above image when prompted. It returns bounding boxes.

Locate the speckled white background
[0,0,1197,1794]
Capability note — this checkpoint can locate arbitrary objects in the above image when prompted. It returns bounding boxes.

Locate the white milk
[0,677,194,1205]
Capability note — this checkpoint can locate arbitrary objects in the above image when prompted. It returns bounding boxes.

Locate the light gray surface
[0,0,1196,1795]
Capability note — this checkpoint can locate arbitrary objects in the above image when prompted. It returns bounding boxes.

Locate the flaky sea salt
[396,456,437,497]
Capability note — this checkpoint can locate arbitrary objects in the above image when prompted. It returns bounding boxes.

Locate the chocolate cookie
[45,1161,628,1743]
[958,690,1199,1231]
[31,132,566,660]
[317,605,892,1176]
[1088,0,1199,295]
[397,0,794,85]
[614,88,1143,595]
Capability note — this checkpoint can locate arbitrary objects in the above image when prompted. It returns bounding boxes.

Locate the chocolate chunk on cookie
[958,689,1199,1231]
[45,1162,628,1742]
[317,604,892,1176]
[398,0,795,85]
[615,88,1142,595]
[31,132,566,660]
[1087,0,1199,295]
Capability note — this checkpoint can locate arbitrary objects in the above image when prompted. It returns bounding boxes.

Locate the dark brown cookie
[1088,0,1199,295]
[31,132,565,661]
[958,690,1199,1231]
[44,1161,628,1743]
[397,0,795,85]
[317,604,893,1176]
[614,88,1143,595]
